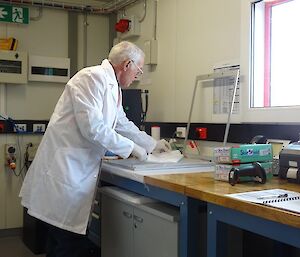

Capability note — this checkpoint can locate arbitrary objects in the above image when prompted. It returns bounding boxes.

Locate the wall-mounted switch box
[29,55,70,83]
[144,39,158,65]
[0,50,28,84]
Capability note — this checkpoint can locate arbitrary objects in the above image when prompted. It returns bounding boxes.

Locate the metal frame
[183,69,240,153]
[100,170,300,257]
[207,203,300,257]
[101,171,206,257]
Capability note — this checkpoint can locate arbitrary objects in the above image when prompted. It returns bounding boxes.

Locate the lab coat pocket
[47,147,92,188]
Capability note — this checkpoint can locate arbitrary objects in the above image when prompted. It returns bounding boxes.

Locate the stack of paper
[227,189,300,214]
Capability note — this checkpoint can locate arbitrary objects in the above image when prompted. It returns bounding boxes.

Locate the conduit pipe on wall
[138,0,146,22]
[83,12,88,67]
[153,0,157,39]
[0,0,141,14]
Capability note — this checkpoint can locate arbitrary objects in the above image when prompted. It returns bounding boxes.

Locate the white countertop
[101,158,215,183]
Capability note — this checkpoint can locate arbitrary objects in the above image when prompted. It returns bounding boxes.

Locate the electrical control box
[28,55,70,83]
[144,39,158,65]
[0,50,28,84]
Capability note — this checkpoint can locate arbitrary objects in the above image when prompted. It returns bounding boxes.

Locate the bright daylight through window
[251,0,300,108]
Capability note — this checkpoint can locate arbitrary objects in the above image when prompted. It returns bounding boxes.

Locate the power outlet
[4,144,17,169]
[14,123,27,132]
[176,127,187,138]
[5,144,16,155]
[33,124,46,133]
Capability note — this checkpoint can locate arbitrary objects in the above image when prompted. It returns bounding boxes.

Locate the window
[251,0,300,108]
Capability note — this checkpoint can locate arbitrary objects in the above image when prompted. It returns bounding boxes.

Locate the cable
[23,143,33,172]
[9,142,32,179]
[0,114,19,133]
[138,0,147,22]
[0,114,8,121]
[12,164,25,178]
[141,90,149,123]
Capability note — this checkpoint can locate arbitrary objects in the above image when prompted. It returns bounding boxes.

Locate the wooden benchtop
[144,172,213,194]
[144,172,300,229]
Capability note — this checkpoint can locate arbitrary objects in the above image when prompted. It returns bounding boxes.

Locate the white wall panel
[0,7,109,229]
[0,8,110,120]
[77,14,110,69]
[117,0,241,123]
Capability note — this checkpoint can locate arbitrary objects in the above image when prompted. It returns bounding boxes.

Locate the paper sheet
[227,189,300,204]
[146,150,184,163]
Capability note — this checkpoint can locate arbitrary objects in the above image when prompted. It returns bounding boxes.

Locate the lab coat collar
[101,59,120,105]
[101,59,119,88]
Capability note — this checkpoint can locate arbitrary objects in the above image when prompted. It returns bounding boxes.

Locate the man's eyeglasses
[131,60,143,76]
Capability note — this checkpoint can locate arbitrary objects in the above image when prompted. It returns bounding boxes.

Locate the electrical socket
[4,144,17,169]
[5,144,16,155]
[33,124,46,133]
[14,123,27,132]
[176,127,187,138]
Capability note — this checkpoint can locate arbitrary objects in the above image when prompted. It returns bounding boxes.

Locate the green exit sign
[0,4,29,24]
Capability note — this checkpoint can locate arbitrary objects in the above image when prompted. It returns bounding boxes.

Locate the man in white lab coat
[19,41,170,257]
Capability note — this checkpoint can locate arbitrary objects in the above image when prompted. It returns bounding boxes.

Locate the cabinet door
[101,195,134,257]
[133,208,179,257]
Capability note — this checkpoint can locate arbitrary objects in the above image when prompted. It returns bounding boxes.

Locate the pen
[257,193,288,200]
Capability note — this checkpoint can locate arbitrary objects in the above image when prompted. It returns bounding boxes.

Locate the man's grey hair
[108,41,145,65]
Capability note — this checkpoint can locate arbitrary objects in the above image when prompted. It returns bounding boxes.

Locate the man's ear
[124,60,131,70]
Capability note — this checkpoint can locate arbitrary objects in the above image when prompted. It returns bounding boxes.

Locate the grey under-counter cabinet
[101,186,179,257]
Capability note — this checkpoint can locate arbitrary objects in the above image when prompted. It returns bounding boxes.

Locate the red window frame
[264,0,294,107]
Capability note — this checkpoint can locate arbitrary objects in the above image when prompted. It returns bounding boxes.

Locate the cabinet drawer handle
[122,211,132,219]
[133,215,143,223]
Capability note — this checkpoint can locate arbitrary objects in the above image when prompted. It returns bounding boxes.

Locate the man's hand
[153,139,172,153]
[131,144,148,161]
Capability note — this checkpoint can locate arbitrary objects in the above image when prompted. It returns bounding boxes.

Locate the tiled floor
[0,236,45,257]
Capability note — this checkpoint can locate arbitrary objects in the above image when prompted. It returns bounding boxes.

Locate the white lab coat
[19,59,156,234]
